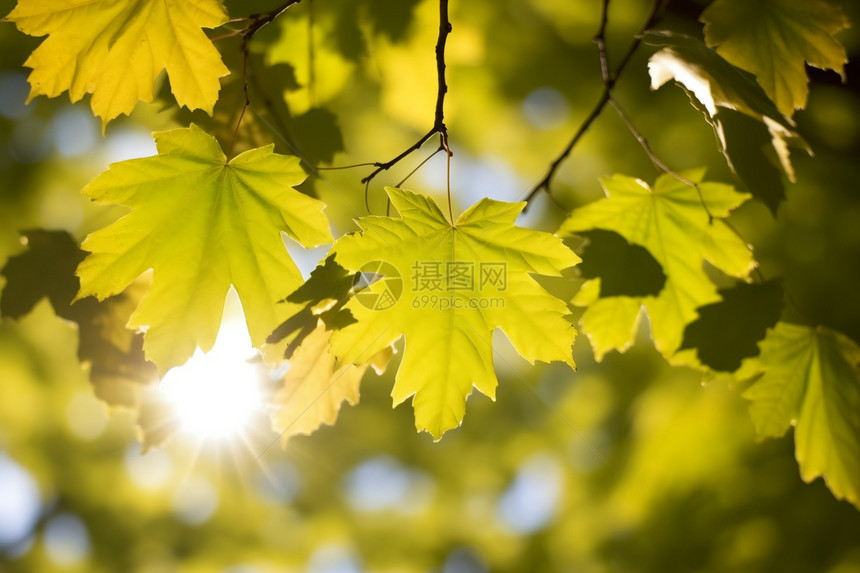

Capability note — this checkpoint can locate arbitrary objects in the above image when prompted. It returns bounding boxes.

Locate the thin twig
[362,0,452,213]
[596,0,611,85]
[210,29,245,42]
[360,128,437,186]
[523,0,664,205]
[229,0,305,155]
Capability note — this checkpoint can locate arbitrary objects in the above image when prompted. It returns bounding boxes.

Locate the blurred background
[1,0,860,571]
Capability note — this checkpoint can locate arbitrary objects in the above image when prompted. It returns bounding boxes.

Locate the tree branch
[361,0,452,194]
[523,0,663,205]
[244,0,305,41]
[230,0,305,154]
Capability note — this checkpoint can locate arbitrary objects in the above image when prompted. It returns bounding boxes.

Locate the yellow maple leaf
[270,322,393,443]
[4,0,230,129]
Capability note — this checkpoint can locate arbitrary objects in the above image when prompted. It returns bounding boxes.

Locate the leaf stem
[395,147,444,189]
[609,98,705,206]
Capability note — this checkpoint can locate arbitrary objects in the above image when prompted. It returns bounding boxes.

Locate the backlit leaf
[270,322,392,443]
[739,323,860,509]
[329,187,579,439]
[559,171,754,360]
[4,0,230,128]
[0,230,171,450]
[645,31,808,214]
[76,124,332,372]
[701,0,849,116]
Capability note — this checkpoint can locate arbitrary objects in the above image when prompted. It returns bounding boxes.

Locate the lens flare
[160,315,262,440]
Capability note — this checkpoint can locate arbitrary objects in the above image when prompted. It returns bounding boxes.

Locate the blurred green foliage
[1,0,860,571]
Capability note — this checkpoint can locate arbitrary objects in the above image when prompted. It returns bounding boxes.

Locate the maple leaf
[328,187,579,439]
[738,323,860,509]
[559,170,754,360]
[570,282,643,362]
[76,124,332,372]
[701,0,849,116]
[270,322,393,443]
[4,0,230,129]
[0,230,157,406]
[645,31,808,214]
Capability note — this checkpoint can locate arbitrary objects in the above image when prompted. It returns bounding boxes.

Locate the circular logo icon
[353,261,403,311]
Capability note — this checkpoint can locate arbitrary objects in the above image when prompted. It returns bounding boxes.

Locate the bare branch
[361,0,453,213]
[524,0,664,205]
[230,0,305,155]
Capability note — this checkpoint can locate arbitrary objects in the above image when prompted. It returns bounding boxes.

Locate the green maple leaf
[701,0,849,116]
[559,170,754,360]
[329,187,579,439]
[571,284,644,361]
[645,31,808,214]
[739,322,860,509]
[76,124,332,372]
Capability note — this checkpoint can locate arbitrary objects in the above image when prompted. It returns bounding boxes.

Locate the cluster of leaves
[1,0,860,515]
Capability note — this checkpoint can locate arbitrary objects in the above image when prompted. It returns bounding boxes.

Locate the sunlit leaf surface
[330,187,579,438]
